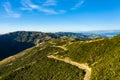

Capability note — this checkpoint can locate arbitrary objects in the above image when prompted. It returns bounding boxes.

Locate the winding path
[47,55,91,80]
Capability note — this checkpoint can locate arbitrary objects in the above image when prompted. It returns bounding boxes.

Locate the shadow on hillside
[0,39,34,61]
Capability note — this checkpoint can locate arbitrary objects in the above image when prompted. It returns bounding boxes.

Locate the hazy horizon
[1,29,120,35]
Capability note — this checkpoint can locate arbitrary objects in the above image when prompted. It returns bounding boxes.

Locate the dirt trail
[47,55,91,80]
[86,38,104,43]
[54,46,68,51]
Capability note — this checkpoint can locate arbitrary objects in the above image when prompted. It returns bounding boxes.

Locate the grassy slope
[57,36,120,80]
[0,41,84,80]
[0,36,120,80]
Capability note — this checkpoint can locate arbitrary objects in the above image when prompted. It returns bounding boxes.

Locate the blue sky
[0,0,120,33]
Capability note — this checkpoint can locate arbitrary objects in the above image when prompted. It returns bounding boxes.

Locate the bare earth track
[47,55,91,80]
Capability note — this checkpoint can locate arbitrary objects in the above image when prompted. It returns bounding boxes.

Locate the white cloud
[43,0,57,6]
[3,2,20,18]
[21,0,56,14]
[21,0,38,10]
[71,0,84,10]
[38,7,58,14]
[21,0,65,14]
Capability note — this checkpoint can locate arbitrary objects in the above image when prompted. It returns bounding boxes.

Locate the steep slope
[0,31,50,60]
[0,36,120,80]
[55,36,120,80]
[0,39,85,80]
[0,31,103,61]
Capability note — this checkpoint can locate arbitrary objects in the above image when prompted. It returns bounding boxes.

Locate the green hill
[0,31,50,60]
[0,37,85,80]
[0,34,120,80]
[0,31,102,60]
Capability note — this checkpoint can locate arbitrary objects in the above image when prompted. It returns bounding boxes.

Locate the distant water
[78,31,120,38]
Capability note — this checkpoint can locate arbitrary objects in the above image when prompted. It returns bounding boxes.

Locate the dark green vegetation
[0,40,85,80]
[56,36,120,80]
[0,35,120,80]
[0,31,102,60]
[0,32,120,80]
[0,31,50,60]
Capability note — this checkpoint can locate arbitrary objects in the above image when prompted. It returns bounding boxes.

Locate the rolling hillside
[0,35,120,80]
[0,31,103,60]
